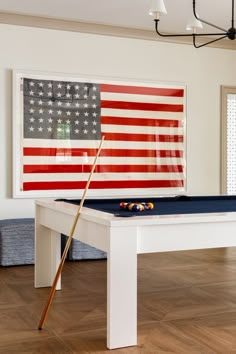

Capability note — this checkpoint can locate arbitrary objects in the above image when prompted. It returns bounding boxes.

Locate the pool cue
[38,136,105,330]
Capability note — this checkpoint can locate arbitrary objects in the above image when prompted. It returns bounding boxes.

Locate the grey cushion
[0,218,106,266]
[61,234,107,260]
[0,218,34,266]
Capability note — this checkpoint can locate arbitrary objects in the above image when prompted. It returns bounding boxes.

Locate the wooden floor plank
[1,248,236,353]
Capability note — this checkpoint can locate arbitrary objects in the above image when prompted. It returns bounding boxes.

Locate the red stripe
[101,100,183,112]
[24,147,183,158]
[100,84,184,97]
[23,179,184,191]
[101,116,183,127]
[23,147,98,157]
[101,132,183,142]
[23,164,183,174]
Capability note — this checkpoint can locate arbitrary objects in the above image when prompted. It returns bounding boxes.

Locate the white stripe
[23,139,184,150]
[101,92,184,105]
[23,156,184,165]
[101,124,184,135]
[101,108,184,120]
[23,172,184,182]
[100,80,185,90]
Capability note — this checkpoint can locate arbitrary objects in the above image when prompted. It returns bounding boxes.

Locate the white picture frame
[13,69,186,199]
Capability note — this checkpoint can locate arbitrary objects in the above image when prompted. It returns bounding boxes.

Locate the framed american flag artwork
[13,70,186,198]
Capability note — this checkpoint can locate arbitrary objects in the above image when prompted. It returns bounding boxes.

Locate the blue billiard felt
[56,195,236,217]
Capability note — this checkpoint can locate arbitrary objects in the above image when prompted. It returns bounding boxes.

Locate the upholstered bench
[0,219,106,266]
[61,235,107,260]
[0,218,35,266]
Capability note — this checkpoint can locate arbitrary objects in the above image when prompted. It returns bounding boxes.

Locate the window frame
[221,85,236,194]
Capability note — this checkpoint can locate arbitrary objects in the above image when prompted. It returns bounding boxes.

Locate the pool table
[35,195,236,349]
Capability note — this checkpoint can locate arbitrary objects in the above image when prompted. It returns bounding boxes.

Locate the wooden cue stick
[38,136,105,330]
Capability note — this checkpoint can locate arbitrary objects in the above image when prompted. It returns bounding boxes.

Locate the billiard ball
[139,204,145,211]
[120,202,127,209]
[128,203,134,210]
[132,204,139,211]
[119,201,154,212]
[147,202,154,209]
[141,202,148,210]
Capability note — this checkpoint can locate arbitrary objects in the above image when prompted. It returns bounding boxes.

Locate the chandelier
[149,0,236,48]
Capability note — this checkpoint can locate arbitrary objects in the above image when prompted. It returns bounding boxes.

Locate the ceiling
[0,0,235,48]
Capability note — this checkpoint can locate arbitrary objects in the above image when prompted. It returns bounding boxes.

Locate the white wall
[0,24,236,219]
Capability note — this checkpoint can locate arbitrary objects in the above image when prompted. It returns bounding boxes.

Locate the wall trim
[0,11,236,50]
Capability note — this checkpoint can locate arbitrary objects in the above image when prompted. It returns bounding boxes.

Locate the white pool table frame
[35,198,236,349]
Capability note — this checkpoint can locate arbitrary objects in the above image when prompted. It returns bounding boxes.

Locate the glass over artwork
[13,71,186,198]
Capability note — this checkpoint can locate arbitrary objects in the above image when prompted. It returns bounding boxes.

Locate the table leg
[34,207,61,289]
[107,227,137,349]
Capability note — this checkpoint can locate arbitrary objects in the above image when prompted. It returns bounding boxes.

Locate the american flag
[21,76,185,197]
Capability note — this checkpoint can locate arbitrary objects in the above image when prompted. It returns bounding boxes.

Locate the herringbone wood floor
[1,248,236,353]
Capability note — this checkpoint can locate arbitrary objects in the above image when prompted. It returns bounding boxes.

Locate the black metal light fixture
[149,0,236,48]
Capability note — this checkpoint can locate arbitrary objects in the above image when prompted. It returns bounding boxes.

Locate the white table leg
[107,227,137,349]
[34,206,61,289]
